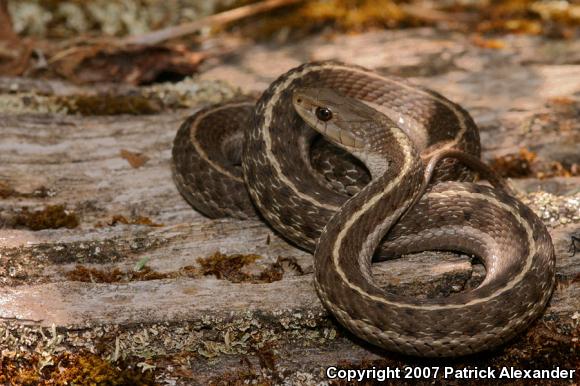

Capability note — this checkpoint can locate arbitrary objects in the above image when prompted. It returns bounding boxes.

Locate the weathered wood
[1,28,579,384]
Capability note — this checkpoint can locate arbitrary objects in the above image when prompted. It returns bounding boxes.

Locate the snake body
[172,62,555,357]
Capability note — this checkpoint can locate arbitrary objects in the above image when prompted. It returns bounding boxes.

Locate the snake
[172,61,555,357]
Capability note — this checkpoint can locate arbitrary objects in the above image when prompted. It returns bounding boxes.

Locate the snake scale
[172,61,555,357]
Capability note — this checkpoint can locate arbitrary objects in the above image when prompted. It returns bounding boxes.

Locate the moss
[64,264,197,283]
[490,148,580,179]
[65,265,126,283]
[230,0,413,40]
[0,181,16,198]
[0,235,168,278]
[8,0,580,44]
[490,148,537,178]
[0,181,52,199]
[14,204,79,230]
[0,352,156,386]
[231,0,580,40]
[301,0,407,31]
[198,252,284,283]
[0,79,238,115]
[62,251,291,284]
[97,214,164,227]
[55,94,163,115]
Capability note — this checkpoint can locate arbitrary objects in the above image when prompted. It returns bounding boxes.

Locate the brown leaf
[548,96,575,106]
[471,35,506,49]
[120,149,149,168]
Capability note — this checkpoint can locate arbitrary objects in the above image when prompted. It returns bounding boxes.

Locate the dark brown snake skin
[172,61,555,357]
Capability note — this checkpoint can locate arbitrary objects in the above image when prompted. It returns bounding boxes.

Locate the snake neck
[314,126,424,294]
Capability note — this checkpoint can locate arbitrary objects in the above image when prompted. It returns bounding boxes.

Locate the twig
[0,0,18,41]
[569,234,580,257]
[123,0,304,46]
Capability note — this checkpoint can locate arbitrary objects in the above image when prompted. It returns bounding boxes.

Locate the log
[1,28,579,384]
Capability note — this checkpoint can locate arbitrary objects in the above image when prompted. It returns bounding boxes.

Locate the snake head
[293,88,368,152]
[293,87,413,178]
[292,87,400,153]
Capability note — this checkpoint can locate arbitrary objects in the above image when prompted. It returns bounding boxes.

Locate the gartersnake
[172,62,555,357]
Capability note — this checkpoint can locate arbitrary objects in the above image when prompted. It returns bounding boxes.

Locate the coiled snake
[172,61,555,357]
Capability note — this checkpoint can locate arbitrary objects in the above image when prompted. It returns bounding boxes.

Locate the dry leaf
[471,35,506,49]
[120,149,149,168]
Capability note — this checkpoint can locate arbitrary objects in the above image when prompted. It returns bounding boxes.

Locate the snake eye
[315,107,333,122]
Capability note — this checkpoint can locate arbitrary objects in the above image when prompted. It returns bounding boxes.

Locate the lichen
[7,0,232,38]
[0,300,576,384]
[522,191,580,227]
[0,234,170,286]
[0,78,240,115]
[0,93,68,114]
